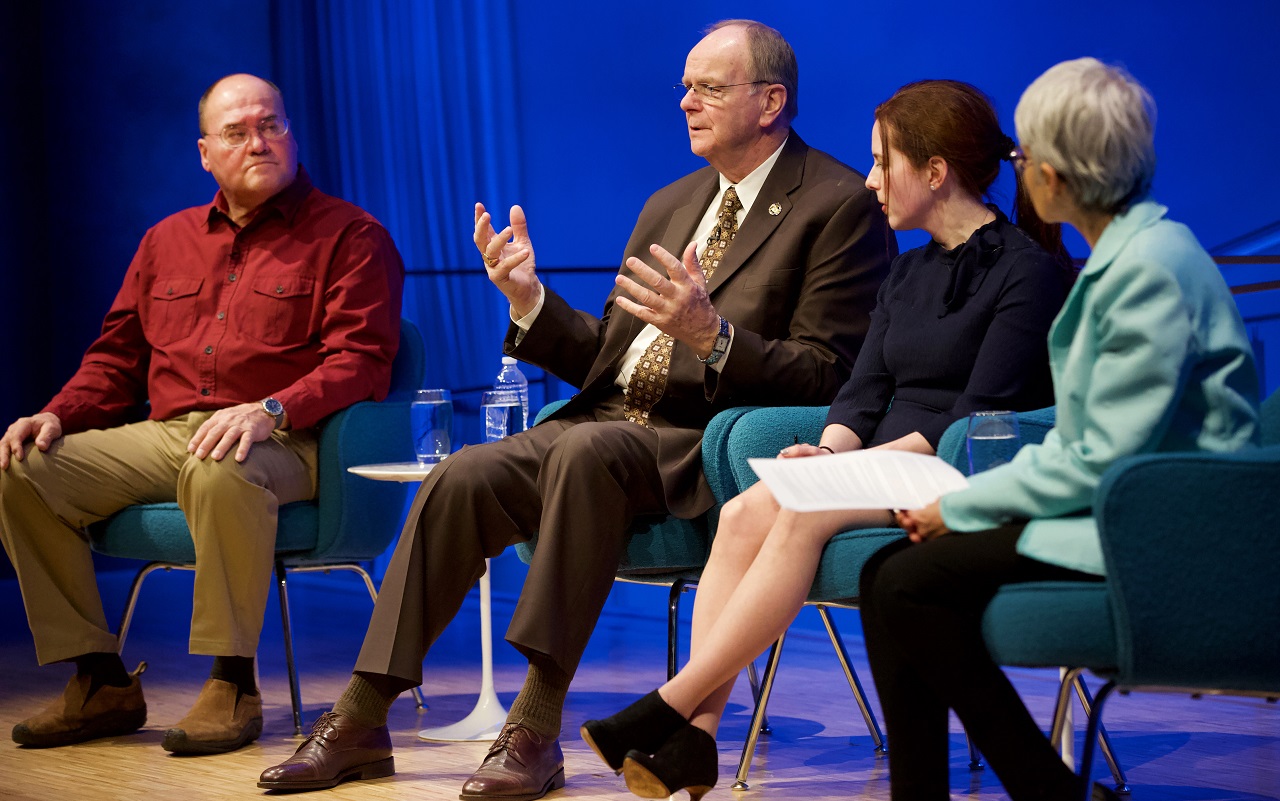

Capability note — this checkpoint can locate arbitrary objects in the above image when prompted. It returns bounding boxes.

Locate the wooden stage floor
[0,567,1276,800]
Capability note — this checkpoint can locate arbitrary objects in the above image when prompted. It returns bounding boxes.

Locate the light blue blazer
[940,199,1259,575]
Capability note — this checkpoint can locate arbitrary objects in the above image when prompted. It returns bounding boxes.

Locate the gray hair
[1014,57,1156,213]
[706,19,798,123]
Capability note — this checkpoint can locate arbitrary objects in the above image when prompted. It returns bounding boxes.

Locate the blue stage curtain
[270,0,532,418]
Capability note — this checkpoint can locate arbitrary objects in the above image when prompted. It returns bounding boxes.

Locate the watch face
[262,398,284,417]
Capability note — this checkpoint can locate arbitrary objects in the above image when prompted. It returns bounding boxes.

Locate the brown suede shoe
[257,711,394,790]
[459,722,565,801]
[161,678,263,755]
[13,662,148,748]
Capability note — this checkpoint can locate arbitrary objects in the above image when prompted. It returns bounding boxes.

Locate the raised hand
[614,242,721,358]
[474,203,542,318]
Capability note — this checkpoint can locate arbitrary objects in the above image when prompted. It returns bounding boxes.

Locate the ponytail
[1009,154,1076,283]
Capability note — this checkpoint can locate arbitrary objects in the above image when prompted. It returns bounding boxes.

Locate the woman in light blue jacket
[863,58,1259,801]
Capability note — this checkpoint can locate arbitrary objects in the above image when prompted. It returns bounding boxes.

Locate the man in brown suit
[259,19,893,799]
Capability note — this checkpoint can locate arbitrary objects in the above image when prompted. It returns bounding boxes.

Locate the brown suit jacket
[508,133,894,517]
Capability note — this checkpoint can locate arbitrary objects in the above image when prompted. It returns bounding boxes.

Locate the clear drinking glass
[411,389,453,464]
[966,410,1021,475]
[480,390,525,443]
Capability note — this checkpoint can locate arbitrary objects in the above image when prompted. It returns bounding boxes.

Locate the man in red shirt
[0,73,404,755]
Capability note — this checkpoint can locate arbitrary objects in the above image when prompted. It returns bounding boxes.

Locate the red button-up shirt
[44,168,405,433]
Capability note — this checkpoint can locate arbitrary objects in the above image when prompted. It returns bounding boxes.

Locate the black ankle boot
[622,723,717,801]
[580,690,688,773]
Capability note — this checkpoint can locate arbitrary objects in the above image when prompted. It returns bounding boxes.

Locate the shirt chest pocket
[145,277,204,346]
[241,275,316,346]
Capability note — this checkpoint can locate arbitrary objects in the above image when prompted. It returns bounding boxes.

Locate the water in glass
[966,410,1021,475]
[412,389,452,464]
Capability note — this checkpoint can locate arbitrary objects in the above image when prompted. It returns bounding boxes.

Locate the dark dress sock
[210,655,258,698]
[73,652,130,695]
[333,673,408,729]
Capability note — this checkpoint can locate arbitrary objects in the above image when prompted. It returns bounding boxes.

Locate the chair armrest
[1094,445,1280,690]
[936,406,1057,472]
[702,406,762,504]
[723,406,828,496]
[534,399,569,425]
[308,400,416,562]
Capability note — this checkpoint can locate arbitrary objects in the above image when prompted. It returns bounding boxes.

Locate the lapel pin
[768,203,782,216]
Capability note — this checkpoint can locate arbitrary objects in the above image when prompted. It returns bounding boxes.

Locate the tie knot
[720,185,743,218]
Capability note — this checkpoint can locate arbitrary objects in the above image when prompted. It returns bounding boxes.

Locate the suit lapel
[577,176,718,395]
[663,174,720,255]
[705,134,807,294]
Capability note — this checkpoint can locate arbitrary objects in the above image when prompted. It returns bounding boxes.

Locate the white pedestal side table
[347,461,509,742]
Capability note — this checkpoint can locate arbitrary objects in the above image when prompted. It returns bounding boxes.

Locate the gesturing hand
[188,403,278,463]
[0,413,63,470]
[474,203,542,318]
[614,242,721,358]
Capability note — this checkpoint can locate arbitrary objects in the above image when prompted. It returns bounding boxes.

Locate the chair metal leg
[1072,674,1130,794]
[1050,666,1088,747]
[745,660,772,735]
[817,605,885,754]
[733,633,786,790]
[275,560,304,736]
[966,734,984,770]
[1077,680,1118,801]
[667,578,691,680]
[288,563,427,711]
[116,562,182,653]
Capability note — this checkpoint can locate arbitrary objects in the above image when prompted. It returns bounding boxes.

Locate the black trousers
[859,525,1102,801]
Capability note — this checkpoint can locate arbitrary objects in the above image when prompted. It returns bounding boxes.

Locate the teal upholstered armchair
[88,319,427,734]
[982,390,1280,800]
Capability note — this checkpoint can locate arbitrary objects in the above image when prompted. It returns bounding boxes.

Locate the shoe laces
[306,711,341,742]
[486,722,532,763]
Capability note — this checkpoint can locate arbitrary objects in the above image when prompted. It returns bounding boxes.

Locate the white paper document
[747,450,970,512]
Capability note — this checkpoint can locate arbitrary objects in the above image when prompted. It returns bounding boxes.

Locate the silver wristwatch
[260,397,285,429]
[697,316,731,366]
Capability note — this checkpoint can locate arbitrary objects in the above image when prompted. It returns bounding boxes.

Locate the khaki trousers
[0,412,317,663]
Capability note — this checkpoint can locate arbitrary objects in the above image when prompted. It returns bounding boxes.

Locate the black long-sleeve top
[825,211,1067,449]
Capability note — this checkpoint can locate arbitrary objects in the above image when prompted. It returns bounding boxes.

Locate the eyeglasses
[1010,147,1030,174]
[675,81,768,102]
[204,116,291,149]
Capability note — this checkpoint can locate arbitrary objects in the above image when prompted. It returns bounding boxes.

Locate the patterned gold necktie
[623,185,743,425]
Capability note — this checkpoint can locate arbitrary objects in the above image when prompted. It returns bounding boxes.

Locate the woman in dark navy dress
[581,80,1072,801]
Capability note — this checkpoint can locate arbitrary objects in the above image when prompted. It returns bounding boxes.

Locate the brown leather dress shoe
[459,722,565,801]
[12,662,148,748]
[257,711,394,791]
[161,678,263,755]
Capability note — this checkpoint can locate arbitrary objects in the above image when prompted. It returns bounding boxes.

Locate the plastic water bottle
[495,356,529,432]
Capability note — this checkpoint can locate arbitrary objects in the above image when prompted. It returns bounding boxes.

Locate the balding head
[196,74,298,224]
